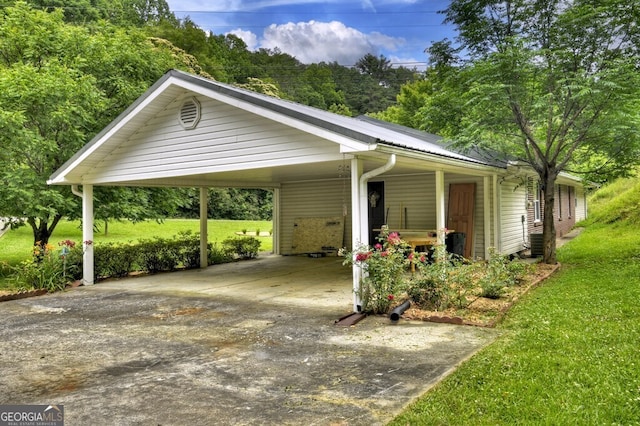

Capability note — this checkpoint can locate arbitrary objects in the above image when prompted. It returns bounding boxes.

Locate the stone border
[0,289,48,302]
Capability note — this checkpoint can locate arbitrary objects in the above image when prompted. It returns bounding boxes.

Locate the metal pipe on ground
[389,300,411,322]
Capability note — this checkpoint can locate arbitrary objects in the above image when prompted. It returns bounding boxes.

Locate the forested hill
[15,0,421,117]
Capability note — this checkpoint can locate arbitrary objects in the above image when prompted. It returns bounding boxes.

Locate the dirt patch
[402,262,560,327]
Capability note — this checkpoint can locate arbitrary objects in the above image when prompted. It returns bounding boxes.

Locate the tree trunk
[542,172,557,264]
[28,214,62,247]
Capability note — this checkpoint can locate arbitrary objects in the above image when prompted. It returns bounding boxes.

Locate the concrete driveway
[0,255,497,425]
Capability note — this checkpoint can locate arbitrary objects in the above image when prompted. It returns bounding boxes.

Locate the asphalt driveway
[0,256,497,425]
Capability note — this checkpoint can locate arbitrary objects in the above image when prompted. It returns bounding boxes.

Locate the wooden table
[399,231,439,272]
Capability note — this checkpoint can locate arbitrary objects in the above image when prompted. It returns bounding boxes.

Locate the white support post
[484,176,492,259]
[493,174,501,251]
[82,184,94,285]
[351,158,363,312]
[272,188,280,255]
[435,170,446,244]
[199,187,208,269]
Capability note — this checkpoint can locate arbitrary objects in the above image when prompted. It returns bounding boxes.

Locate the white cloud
[252,20,405,65]
[228,29,259,51]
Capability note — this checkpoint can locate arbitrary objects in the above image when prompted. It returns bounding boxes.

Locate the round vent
[178,97,201,130]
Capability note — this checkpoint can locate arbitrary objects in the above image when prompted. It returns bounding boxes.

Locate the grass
[389,223,640,425]
[0,219,272,289]
[585,173,640,226]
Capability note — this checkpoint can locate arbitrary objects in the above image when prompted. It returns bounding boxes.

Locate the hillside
[582,172,640,226]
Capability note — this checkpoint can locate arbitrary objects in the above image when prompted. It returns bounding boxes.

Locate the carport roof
[48,69,503,186]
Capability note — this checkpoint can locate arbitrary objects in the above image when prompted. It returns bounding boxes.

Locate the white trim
[272,188,280,255]
[435,170,446,241]
[484,176,492,258]
[82,185,94,285]
[199,188,208,269]
[350,158,363,312]
[493,174,500,250]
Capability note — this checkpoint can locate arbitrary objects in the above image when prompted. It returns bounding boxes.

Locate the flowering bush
[12,240,81,292]
[341,227,410,314]
[409,243,476,310]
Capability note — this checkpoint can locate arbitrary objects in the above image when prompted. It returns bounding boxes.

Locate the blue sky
[165,1,456,69]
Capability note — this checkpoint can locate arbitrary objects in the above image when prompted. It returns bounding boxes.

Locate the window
[568,187,573,218]
[558,185,562,219]
[534,182,542,222]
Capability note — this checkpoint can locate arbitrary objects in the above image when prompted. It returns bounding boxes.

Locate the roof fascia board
[506,161,585,185]
[90,180,283,189]
[376,145,503,175]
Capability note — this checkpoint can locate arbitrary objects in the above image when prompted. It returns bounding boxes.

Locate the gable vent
[178,97,201,130]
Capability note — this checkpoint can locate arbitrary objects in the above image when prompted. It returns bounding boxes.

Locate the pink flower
[355,252,372,262]
[380,250,389,257]
[408,252,415,260]
[374,243,383,250]
[387,294,394,301]
[387,232,401,246]
[420,255,427,263]
[58,240,76,248]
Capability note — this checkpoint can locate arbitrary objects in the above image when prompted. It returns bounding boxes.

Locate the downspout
[352,154,396,312]
[71,185,82,198]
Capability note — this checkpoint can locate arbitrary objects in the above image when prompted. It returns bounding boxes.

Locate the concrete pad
[0,255,498,425]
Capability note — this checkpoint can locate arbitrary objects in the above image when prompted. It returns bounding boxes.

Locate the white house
[48,70,587,312]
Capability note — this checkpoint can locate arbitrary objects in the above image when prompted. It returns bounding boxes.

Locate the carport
[48,69,506,312]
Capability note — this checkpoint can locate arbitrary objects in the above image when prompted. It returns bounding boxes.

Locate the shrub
[11,241,80,292]
[94,242,138,280]
[137,237,180,273]
[208,242,234,264]
[222,236,261,259]
[477,248,530,299]
[341,227,409,314]
[409,244,474,310]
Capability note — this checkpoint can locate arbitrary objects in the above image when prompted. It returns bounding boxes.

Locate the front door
[367,181,385,245]
[447,183,476,258]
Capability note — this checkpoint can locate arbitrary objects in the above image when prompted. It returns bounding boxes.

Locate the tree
[438,0,640,263]
[9,0,176,26]
[355,53,392,86]
[0,4,205,245]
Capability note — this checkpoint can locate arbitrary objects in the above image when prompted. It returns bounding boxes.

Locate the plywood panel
[291,217,344,255]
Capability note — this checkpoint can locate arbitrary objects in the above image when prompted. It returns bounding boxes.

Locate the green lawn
[389,222,640,425]
[0,219,272,287]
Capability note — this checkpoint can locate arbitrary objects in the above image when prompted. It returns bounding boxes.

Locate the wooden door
[447,183,476,258]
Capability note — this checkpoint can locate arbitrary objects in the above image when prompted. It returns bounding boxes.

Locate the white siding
[574,185,587,221]
[280,180,351,255]
[86,95,342,183]
[279,173,496,259]
[500,180,528,255]
[382,174,437,230]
